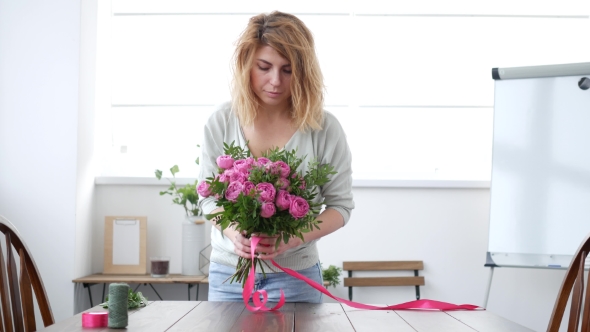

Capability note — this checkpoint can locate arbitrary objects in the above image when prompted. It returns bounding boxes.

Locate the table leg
[186,284,200,301]
[148,283,163,300]
[83,283,94,307]
[483,266,494,309]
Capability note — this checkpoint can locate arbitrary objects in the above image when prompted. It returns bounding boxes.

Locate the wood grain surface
[39,301,534,332]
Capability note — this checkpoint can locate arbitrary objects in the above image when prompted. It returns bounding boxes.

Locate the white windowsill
[95,177,490,189]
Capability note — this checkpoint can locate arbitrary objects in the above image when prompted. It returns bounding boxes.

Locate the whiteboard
[487,63,590,268]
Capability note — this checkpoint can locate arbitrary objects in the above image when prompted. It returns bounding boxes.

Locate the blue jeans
[208,261,324,303]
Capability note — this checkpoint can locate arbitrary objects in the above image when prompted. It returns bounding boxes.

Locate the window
[95,0,590,182]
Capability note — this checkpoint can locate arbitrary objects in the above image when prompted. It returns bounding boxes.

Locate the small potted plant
[321,264,343,288]
[155,151,205,276]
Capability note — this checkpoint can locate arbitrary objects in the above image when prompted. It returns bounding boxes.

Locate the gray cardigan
[198,102,354,272]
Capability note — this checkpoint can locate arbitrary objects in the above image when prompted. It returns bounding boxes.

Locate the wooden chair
[0,215,54,331]
[343,261,425,301]
[547,233,590,332]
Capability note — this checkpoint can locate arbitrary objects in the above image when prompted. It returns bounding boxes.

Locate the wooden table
[72,274,208,307]
[42,301,534,331]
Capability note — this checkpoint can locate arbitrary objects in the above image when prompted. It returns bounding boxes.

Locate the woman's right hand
[229,229,255,259]
[210,208,254,259]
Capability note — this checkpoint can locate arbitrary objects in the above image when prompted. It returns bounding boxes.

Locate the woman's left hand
[253,234,303,260]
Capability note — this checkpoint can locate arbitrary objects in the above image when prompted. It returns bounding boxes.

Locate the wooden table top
[41,301,534,332]
[72,273,208,284]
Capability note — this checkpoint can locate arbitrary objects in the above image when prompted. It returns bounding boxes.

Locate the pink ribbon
[243,236,480,312]
[242,236,285,311]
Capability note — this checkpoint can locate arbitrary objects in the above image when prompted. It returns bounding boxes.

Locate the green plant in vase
[155,147,205,276]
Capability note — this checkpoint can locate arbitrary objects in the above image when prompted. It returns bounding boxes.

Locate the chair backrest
[0,215,54,331]
[342,261,425,301]
[547,232,590,332]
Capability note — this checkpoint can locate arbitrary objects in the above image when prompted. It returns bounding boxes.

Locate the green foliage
[222,141,251,160]
[155,145,201,217]
[321,264,342,288]
[100,289,148,309]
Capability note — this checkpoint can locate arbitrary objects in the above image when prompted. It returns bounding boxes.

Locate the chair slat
[581,251,590,332]
[547,233,590,332]
[24,257,54,326]
[0,243,11,332]
[567,252,585,331]
[0,218,55,330]
[6,233,24,332]
[19,250,36,331]
[344,276,425,287]
[343,261,423,271]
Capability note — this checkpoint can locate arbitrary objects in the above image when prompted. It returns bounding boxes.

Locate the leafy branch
[100,289,148,309]
[155,145,201,217]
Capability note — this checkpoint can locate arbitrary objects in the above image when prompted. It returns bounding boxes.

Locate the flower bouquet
[198,141,336,286]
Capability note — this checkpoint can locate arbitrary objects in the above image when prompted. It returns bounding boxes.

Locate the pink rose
[273,161,290,177]
[256,157,271,166]
[256,182,276,203]
[275,177,290,190]
[216,155,235,169]
[275,190,292,211]
[267,162,280,175]
[299,180,306,190]
[243,181,255,196]
[218,169,233,183]
[289,196,309,219]
[229,171,247,184]
[197,181,211,197]
[233,159,251,174]
[245,157,256,165]
[225,181,243,202]
[260,202,276,218]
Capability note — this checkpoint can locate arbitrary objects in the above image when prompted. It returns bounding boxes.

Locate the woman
[198,11,354,303]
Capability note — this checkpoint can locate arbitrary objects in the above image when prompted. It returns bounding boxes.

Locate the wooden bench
[343,261,425,301]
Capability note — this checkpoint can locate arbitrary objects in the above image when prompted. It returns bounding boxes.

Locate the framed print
[103,216,147,274]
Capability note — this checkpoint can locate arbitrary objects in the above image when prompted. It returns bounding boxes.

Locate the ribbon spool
[81,312,108,327]
[108,283,129,328]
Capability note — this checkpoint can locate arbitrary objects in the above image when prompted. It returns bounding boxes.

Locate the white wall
[74,0,99,314]
[0,0,96,326]
[88,185,567,332]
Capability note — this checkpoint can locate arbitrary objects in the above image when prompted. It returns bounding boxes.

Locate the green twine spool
[108,283,129,328]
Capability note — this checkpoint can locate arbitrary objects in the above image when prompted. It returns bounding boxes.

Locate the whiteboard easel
[484,62,590,308]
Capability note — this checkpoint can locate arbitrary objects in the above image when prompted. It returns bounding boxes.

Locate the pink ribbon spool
[82,311,108,327]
